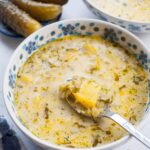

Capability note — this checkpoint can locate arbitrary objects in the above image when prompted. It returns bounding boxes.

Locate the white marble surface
[0,0,150,150]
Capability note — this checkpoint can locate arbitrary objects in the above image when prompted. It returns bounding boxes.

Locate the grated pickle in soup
[88,0,150,22]
[14,35,148,148]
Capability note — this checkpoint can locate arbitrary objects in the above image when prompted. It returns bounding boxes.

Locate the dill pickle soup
[88,0,150,22]
[84,1,150,33]
[14,35,148,148]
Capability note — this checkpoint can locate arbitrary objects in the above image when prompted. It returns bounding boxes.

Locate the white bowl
[84,0,150,33]
[3,19,150,150]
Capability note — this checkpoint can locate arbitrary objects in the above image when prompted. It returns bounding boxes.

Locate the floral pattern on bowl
[3,19,150,150]
[84,0,150,33]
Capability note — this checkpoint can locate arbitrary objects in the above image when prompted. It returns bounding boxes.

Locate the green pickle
[34,0,68,5]
[12,0,62,21]
[0,1,42,37]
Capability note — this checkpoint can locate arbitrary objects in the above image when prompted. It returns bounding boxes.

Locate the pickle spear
[0,1,42,37]
[33,0,68,5]
[11,0,62,21]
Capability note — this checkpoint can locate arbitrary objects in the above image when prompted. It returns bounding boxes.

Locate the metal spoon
[66,97,150,148]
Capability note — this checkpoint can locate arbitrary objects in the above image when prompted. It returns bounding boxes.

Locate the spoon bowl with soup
[60,76,150,148]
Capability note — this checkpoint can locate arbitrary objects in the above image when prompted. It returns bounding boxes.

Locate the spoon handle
[104,110,150,148]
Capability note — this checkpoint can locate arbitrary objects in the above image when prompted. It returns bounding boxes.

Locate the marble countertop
[0,0,150,149]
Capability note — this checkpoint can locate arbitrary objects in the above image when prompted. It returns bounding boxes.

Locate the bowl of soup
[3,19,150,150]
[84,0,150,33]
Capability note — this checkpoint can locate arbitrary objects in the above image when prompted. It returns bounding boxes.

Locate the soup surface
[14,35,148,148]
[88,0,150,22]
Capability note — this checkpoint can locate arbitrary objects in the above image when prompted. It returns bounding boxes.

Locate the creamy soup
[88,0,150,22]
[14,35,148,148]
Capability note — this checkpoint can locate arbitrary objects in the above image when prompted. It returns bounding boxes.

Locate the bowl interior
[84,0,150,33]
[3,19,150,150]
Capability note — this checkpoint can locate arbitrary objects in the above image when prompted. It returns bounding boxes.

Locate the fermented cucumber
[11,0,62,21]
[0,1,42,37]
[33,0,68,5]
